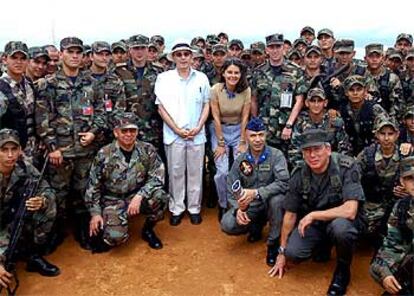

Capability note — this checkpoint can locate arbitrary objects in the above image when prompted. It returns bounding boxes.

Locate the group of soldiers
[0,25,413,295]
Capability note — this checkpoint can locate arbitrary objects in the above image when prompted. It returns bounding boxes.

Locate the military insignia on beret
[239,160,253,176]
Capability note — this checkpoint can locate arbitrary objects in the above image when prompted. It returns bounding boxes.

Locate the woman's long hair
[219,57,249,94]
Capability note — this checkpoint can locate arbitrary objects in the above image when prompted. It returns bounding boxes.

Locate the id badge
[82,105,94,116]
[280,92,293,109]
[105,99,113,112]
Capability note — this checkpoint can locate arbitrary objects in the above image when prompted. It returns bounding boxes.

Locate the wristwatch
[285,123,293,129]
[278,246,286,255]
[255,190,262,201]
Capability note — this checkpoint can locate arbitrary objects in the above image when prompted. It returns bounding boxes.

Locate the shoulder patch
[338,155,354,168]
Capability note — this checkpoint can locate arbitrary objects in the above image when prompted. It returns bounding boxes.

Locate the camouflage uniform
[84,140,168,246]
[290,111,352,167]
[0,154,56,265]
[370,157,414,293]
[35,64,105,216]
[114,35,164,150]
[251,34,307,154]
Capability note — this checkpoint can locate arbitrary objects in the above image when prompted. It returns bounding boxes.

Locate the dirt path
[17,208,382,295]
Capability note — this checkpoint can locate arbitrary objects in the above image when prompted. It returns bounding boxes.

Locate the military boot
[26,245,60,277]
[266,243,279,267]
[141,220,163,249]
[74,213,92,250]
[327,261,351,295]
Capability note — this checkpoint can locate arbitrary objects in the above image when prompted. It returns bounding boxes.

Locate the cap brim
[0,139,20,147]
[300,141,326,150]
[401,171,414,178]
[9,50,28,57]
[119,124,138,129]
[267,41,284,46]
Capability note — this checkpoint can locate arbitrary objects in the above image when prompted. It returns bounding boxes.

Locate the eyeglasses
[174,51,191,58]
[120,128,138,134]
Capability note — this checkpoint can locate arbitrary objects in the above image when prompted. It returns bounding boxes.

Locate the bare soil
[17,208,382,295]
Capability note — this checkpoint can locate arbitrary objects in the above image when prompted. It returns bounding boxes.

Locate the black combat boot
[44,218,66,255]
[26,245,60,277]
[327,261,351,296]
[74,213,92,250]
[90,231,112,254]
[266,244,278,267]
[141,220,163,249]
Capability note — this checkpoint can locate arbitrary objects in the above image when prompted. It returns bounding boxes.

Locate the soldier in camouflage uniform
[317,28,335,71]
[357,117,411,249]
[43,45,60,76]
[208,44,227,85]
[364,43,403,119]
[35,37,106,250]
[0,41,36,151]
[339,75,388,155]
[290,88,352,167]
[394,33,413,57]
[113,34,164,153]
[221,117,290,267]
[385,47,404,76]
[88,41,127,146]
[300,26,315,45]
[26,47,50,83]
[0,129,59,286]
[85,113,168,251]
[251,33,307,157]
[150,35,165,54]
[400,48,414,107]
[110,41,128,66]
[250,41,267,68]
[370,156,414,295]
[400,105,414,145]
[228,39,244,58]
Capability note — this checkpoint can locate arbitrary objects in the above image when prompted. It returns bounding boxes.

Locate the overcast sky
[1,0,412,57]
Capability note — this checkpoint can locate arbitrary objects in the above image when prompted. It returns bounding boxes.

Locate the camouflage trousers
[47,156,93,216]
[101,189,168,246]
[0,196,56,256]
[364,201,393,235]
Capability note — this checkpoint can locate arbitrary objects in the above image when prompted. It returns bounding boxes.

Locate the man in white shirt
[155,40,210,226]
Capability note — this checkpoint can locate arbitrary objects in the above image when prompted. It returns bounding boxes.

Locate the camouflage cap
[246,117,265,132]
[158,53,173,63]
[305,45,322,56]
[92,41,111,53]
[343,75,366,91]
[240,49,251,58]
[365,43,383,56]
[4,41,29,57]
[192,36,206,46]
[128,34,149,48]
[192,46,204,59]
[399,156,414,178]
[293,38,308,48]
[111,41,127,52]
[374,115,398,132]
[150,35,165,45]
[406,48,414,59]
[228,39,244,50]
[301,26,315,36]
[299,128,329,149]
[286,48,302,59]
[333,39,355,53]
[28,46,50,61]
[386,47,403,60]
[83,44,92,54]
[0,128,20,147]
[115,112,138,129]
[396,33,413,45]
[307,88,326,100]
[404,104,414,118]
[206,34,220,45]
[60,37,83,51]
[212,44,227,55]
[250,41,265,54]
[148,43,159,51]
[317,28,334,39]
[266,34,284,46]
[218,32,228,39]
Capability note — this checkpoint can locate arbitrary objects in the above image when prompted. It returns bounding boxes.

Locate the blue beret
[246,117,265,132]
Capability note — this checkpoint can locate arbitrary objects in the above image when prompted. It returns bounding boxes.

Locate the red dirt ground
[16,207,382,295]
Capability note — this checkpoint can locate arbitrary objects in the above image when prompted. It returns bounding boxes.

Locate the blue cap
[246,117,265,132]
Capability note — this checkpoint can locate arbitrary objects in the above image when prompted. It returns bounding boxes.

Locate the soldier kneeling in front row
[84,113,169,252]
[0,129,59,289]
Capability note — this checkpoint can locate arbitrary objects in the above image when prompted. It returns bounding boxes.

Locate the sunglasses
[174,51,191,58]
[120,128,138,134]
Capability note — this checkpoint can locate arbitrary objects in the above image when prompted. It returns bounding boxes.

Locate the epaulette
[338,155,354,168]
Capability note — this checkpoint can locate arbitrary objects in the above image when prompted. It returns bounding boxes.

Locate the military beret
[111,41,127,53]
[246,117,265,132]
[293,38,307,48]
[266,34,284,46]
[28,46,50,61]
[92,41,111,53]
[365,43,383,56]
[406,48,414,59]
[305,45,322,56]
[301,26,315,36]
[317,28,334,39]
[374,115,398,132]
[4,41,29,57]
[115,112,138,129]
[212,44,227,55]
[60,37,83,51]
[0,128,20,147]
[250,41,266,54]
[299,128,329,149]
[307,88,326,100]
[386,47,403,60]
[228,39,244,50]
[343,75,366,91]
[400,156,414,177]
[128,34,149,48]
[334,39,355,53]
[396,33,413,45]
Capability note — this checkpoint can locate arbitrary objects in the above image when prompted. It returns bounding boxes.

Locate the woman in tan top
[209,57,251,218]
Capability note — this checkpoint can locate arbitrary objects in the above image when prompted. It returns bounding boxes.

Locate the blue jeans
[209,122,241,208]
